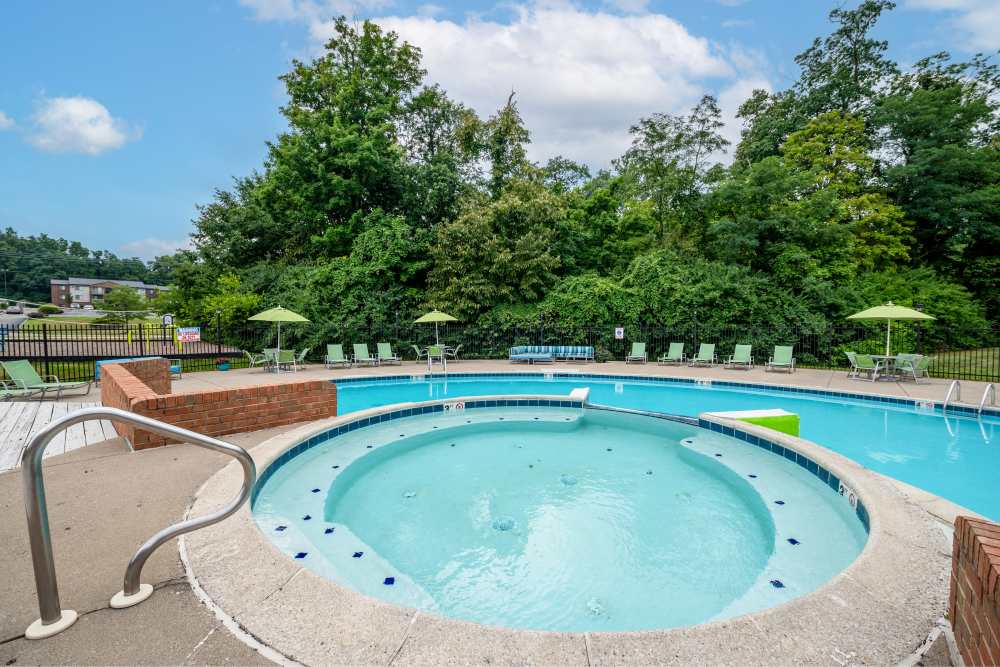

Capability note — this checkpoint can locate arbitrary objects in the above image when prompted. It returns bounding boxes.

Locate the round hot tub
[252,403,867,632]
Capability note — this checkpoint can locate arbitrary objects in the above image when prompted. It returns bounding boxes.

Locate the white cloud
[906,0,1000,51]
[29,96,139,155]
[0,111,13,130]
[416,3,445,17]
[604,0,649,14]
[366,6,758,166]
[250,2,771,167]
[120,237,192,260]
[721,18,753,29]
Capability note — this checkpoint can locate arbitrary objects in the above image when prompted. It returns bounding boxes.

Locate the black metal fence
[2,318,998,383]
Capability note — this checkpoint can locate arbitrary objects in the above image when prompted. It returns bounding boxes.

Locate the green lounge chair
[765,346,795,373]
[625,342,647,364]
[353,343,378,366]
[657,342,686,365]
[895,354,930,383]
[689,344,716,367]
[168,358,183,379]
[427,345,446,368]
[377,342,401,365]
[1,359,93,400]
[263,348,279,372]
[445,344,462,363]
[725,344,753,370]
[244,350,267,369]
[293,348,310,371]
[1,380,43,401]
[277,349,296,372]
[852,353,883,382]
[325,344,351,368]
[411,345,428,364]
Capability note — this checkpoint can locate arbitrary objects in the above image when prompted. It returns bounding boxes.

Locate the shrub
[37,304,63,314]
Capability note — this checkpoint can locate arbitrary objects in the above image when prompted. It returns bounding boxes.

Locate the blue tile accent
[774,500,785,506]
[295,552,308,559]
[787,538,800,545]
[311,488,320,493]
[303,514,312,520]
[324,528,335,534]
[353,551,364,558]
[384,577,395,585]
[275,525,287,532]
[770,579,785,588]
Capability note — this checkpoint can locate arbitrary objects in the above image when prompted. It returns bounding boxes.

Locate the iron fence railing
[1,319,997,383]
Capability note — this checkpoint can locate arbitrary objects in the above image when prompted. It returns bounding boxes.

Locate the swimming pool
[335,373,1000,519]
[253,404,867,631]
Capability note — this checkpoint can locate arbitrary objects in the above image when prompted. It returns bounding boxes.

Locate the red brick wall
[951,515,1000,666]
[100,361,338,449]
[115,357,171,394]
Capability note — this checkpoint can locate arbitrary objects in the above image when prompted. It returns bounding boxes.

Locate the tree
[100,287,149,325]
[794,0,898,120]
[616,95,729,246]
[428,180,562,317]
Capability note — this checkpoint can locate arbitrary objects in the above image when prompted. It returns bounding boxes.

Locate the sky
[0,0,996,261]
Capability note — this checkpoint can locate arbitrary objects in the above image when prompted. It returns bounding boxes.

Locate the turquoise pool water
[253,407,867,631]
[335,374,1000,519]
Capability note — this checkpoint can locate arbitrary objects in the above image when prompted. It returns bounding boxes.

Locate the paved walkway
[52,359,995,408]
[0,402,116,472]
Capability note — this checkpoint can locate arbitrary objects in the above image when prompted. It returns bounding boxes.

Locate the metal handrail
[21,406,256,639]
[943,380,961,414]
[979,383,996,416]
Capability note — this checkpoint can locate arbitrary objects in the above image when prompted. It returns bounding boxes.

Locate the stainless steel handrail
[943,380,961,414]
[20,406,256,639]
[979,383,996,416]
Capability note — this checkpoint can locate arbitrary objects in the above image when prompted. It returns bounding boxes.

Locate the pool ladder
[19,406,256,639]
[943,380,961,415]
[979,383,996,416]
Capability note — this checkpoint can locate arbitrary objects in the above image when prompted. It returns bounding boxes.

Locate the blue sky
[0,0,995,260]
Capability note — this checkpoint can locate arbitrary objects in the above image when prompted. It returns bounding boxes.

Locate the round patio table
[870,354,898,379]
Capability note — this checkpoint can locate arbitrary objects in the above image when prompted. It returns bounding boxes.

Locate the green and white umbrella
[414,309,457,345]
[249,306,310,366]
[846,302,935,356]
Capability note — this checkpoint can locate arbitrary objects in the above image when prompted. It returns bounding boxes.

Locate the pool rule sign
[614,326,624,340]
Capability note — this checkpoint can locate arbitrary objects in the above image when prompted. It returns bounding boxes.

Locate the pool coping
[184,395,950,665]
[332,370,1000,419]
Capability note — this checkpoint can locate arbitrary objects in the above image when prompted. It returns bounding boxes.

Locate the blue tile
[324,528,335,534]
[774,500,785,506]
[275,525,287,532]
[769,579,785,588]
[828,474,840,492]
[787,538,800,545]
[295,552,308,559]
[311,488,321,493]
[303,514,312,520]
[384,577,395,585]
[353,551,364,558]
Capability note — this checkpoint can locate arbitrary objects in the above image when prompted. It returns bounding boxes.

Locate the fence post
[41,322,50,378]
[138,321,145,357]
[215,311,222,355]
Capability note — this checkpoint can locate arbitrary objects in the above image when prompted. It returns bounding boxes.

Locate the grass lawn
[19,315,161,330]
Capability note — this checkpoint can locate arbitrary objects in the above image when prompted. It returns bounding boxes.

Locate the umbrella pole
[435,322,439,346]
[276,322,282,373]
[885,320,891,357]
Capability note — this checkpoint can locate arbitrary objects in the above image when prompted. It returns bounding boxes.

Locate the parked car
[5,305,23,314]
[70,303,81,309]
[83,304,94,310]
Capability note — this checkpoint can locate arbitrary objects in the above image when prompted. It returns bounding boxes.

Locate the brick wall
[950,515,1000,666]
[100,361,338,449]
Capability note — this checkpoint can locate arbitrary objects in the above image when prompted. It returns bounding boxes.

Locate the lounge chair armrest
[44,374,60,383]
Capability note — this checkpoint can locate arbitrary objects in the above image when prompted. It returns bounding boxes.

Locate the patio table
[870,354,899,380]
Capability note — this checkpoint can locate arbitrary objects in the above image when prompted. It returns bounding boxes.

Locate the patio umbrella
[248,306,310,366]
[846,302,935,356]
[414,309,457,345]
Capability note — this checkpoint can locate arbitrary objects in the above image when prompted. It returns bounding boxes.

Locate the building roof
[50,277,170,290]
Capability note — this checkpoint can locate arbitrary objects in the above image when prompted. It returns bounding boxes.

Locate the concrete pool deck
[0,361,983,664]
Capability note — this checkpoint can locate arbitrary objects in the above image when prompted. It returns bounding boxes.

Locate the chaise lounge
[509,345,594,364]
